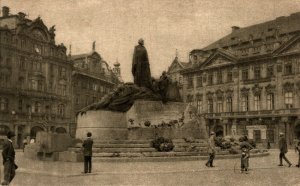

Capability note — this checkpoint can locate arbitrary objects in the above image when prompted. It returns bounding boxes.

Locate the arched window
[0,97,8,111]
[34,102,41,113]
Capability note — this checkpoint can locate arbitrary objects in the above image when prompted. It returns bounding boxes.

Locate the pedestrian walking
[278,132,292,167]
[240,136,254,174]
[2,131,18,185]
[205,131,216,167]
[295,141,300,168]
[82,132,93,173]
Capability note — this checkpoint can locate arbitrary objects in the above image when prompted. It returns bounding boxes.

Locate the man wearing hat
[2,131,17,185]
[206,131,216,167]
[278,132,292,167]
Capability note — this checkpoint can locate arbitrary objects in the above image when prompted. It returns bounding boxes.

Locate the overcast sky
[1,0,300,81]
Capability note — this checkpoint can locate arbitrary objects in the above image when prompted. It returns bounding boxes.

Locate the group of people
[206,131,300,174]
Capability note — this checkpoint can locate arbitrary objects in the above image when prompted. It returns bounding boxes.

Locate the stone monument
[75,39,206,141]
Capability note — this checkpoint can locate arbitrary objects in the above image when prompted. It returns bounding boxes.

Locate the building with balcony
[0,7,72,147]
[181,12,300,146]
[70,46,121,133]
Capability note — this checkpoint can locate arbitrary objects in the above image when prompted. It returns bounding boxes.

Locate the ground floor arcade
[206,114,300,147]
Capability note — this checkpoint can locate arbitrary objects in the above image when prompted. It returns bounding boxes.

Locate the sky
[1,0,300,82]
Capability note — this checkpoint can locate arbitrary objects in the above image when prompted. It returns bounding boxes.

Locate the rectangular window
[267,93,274,110]
[284,92,293,108]
[284,63,293,75]
[20,57,26,70]
[267,65,274,77]
[0,98,8,111]
[254,95,261,111]
[241,95,249,111]
[227,70,233,82]
[217,99,223,113]
[254,66,261,79]
[226,97,232,112]
[62,85,67,96]
[197,100,203,114]
[179,77,183,85]
[187,76,193,89]
[242,69,249,80]
[85,95,89,106]
[75,95,79,105]
[207,73,213,85]
[18,99,23,111]
[217,70,222,84]
[196,76,202,87]
[31,80,38,90]
[208,99,213,113]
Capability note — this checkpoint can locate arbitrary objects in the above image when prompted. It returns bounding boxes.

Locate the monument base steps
[60,139,227,162]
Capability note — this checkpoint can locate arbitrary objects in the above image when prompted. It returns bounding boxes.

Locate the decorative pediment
[225,89,234,97]
[283,82,294,92]
[252,84,262,96]
[168,62,182,73]
[204,55,234,69]
[168,58,184,73]
[274,35,300,55]
[186,94,194,102]
[202,49,237,69]
[206,91,214,99]
[265,84,276,94]
[216,89,224,98]
[195,93,203,100]
[18,17,52,42]
[89,52,101,60]
[240,87,250,96]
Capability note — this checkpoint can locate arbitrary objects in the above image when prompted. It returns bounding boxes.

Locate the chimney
[231,26,240,32]
[18,12,26,20]
[2,6,9,17]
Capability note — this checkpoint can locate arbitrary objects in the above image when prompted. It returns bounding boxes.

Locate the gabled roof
[70,51,101,60]
[168,57,190,73]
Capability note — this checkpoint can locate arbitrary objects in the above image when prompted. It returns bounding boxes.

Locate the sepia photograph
[0,0,300,185]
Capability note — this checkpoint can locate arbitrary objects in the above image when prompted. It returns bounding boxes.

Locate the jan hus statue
[132,39,152,89]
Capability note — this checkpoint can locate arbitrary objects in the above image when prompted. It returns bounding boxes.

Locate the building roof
[201,12,300,51]
[70,51,101,60]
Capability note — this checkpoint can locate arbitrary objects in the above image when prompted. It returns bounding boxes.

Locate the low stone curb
[91,152,270,162]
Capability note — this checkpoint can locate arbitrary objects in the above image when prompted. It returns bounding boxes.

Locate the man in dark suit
[2,131,17,185]
[278,132,292,167]
[82,132,93,173]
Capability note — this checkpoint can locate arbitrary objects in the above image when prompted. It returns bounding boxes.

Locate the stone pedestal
[76,100,207,141]
[76,111,128,140]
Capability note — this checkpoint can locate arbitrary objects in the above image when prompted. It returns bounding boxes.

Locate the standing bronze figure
[132,39,152,89]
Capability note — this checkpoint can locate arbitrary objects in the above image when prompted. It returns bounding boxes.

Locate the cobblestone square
[6,150,300,186]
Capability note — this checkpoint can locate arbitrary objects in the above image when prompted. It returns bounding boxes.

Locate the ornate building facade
[0,7,72,147]
[71,47,121,135]
[167,56,190,98]
[181,12,300,146]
